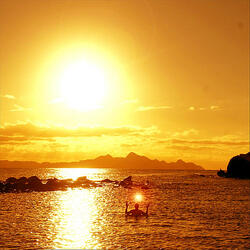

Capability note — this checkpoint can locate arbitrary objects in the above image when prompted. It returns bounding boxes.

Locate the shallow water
[0,168,249,249]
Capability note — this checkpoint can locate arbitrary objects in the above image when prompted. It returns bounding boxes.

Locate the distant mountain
[0,152,204,170]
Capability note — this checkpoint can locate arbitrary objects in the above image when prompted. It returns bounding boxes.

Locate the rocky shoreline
[0,175,149,193]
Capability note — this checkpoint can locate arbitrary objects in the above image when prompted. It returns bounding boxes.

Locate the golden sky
[0,0,249,169]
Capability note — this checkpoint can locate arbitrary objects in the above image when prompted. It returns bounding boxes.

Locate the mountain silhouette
[0,152,204,170]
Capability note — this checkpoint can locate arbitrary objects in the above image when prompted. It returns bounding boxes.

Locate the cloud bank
[0,122,159,139]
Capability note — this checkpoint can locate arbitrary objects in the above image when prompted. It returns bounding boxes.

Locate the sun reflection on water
[56,167,107,180]
[52,189,100,249]
[51,168,107,249]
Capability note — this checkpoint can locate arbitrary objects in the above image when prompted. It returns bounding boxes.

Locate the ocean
[0,168,249,249]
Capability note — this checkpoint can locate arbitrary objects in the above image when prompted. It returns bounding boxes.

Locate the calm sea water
[0,168,249,249]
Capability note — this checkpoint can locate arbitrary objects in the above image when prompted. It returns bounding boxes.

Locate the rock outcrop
[0,175,149,193]
[217,152,250,179]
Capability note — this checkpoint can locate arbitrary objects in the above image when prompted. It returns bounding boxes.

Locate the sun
[59,60,107,111]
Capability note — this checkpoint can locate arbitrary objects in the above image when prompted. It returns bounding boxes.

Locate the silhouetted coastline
[0,152,204,170]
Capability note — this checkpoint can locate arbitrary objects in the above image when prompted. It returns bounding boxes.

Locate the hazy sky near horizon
[0,0,249,169]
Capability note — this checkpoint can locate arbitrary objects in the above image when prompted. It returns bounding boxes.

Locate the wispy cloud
[188,105,222,111]
[137,105,172,111]
[210,105,220,111]
[172,129,199,137]
[0,135,54,142]
[0,141,33,146]
[1,94,16,100]
[168,145,212,151]
[120,143,139,148]
[159,138,249,146]
[10,104,32,112]
[0,122,160,138]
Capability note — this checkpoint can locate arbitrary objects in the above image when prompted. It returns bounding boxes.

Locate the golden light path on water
[51,168,108,249]
[57,168,107,181]
[52,189,98,249]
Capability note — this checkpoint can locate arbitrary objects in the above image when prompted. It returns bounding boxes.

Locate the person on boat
[125,201,149,217]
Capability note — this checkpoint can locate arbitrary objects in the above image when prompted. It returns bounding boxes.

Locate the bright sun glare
[59,60,107,111]
[134,193,143,202]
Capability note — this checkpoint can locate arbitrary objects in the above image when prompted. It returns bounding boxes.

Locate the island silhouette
[0,152,204,170]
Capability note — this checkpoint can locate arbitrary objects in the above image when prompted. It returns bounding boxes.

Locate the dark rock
[0,182,4,192]
[28,176,41,184]
[119,176,133,188]
[76,176,88,183]
[17,177,28,184]
[89,182,102,187]
[27,176,43,191]
[123,176,132,182]
[46,178,59,185]
[3,183,14,192]
[59,179,73,188]
[6,177,17,184]
[46,178,59,188]
[227,152,250,179]
[0,175,131,193]
[218,152,250,179]
[13,182,27,192]
[101,178,115,183]
[45,178,69,191]
[75,176,96,186]
[217,169,227,177]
